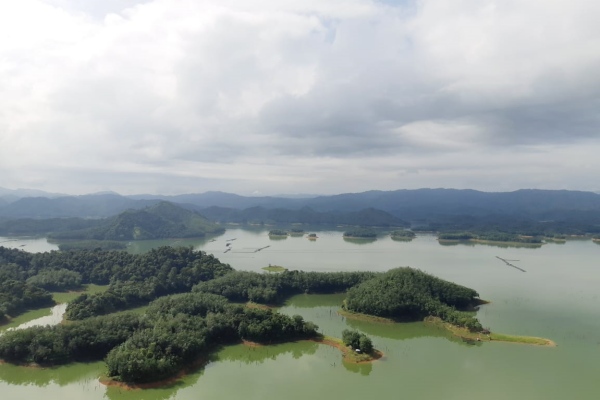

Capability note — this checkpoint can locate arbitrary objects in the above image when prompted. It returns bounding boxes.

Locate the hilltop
[50,202,224,241]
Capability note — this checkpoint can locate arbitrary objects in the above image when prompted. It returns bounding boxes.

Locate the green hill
[344,267,483,330]
[50,202,224,241]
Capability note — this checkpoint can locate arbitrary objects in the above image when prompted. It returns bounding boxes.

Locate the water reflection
[217,341,319,365]
[390,237,414,242]
[344,318,481,348]
[268,236,288,241]
[343,238,377,245]
[283,294,345,308]
[343,360,373,376]
[0,361,104,387]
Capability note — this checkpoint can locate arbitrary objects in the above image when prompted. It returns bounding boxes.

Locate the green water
[1,230,600,399]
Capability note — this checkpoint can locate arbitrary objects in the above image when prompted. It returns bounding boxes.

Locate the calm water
[1,230,600,399]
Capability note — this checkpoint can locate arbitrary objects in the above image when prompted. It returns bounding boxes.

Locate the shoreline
[337,309,395,324]
[308,336,384,364]
[424,317,556,347]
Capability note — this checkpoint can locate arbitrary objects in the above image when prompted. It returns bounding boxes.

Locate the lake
[1,229,600,399]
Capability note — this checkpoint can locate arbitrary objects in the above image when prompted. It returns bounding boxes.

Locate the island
[289,228,305,237]
[307,233,318,240]
[268,229,288,238]
[390,230,416,241]
[310,330,382,364]
[437,232,544,247]
[343,228,377,240]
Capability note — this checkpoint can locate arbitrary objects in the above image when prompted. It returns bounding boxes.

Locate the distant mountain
[300,189,600,218]
[50,202,224,241]
[0,187,66,203]
[129,191,299,210]
[0,218,103,236]
[2,188,600,223]
[130,189,600,218]
[0,194,158,218]
[198,206,408,227]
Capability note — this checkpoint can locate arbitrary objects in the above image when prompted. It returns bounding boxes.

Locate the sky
[0,0,599,196]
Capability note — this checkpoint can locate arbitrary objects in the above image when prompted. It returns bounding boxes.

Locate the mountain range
[2,188,600,221]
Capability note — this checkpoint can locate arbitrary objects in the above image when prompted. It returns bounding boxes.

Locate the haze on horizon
[1,0,599,197]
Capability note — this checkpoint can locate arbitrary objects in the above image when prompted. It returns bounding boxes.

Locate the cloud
[0,0,599,195]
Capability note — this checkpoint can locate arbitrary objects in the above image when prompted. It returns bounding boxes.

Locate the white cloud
[0,0,599,195]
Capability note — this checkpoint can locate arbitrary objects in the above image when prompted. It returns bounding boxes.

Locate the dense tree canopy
[0,245,233,320]
[344,268,483,331]
[342,329,373,353]
[343,228,378,238]
[193,270,377,304]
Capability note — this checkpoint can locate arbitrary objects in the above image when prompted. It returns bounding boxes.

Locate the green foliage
[0,279,54,316]
[193,270,377,304]
[359,334,373,353]
[0,312,146,364]
[437,231,543,244]
[391,230,416,239]
[0,245,233,320]
[64,247,233,319]
[268,229,288,236]
[438,232,476,240]
[343,228,377,238]
[345,267,482,331]
[26,269,82,291]
[342,329,373,353]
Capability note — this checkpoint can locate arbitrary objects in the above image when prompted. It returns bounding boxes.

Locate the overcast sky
[1,0,599,196]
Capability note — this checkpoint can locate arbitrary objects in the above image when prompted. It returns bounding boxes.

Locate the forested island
[343,228,378,239]
[437,232,544,246]
[390,230,416,241]
[0,245,554,386]
[268,229,288,237]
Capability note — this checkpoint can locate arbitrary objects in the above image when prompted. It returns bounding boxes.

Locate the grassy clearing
[337,309,394,324]
[489,332,555,346]
[262,265,287,273]
[52,284,109,304]
[425,317,555,346]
